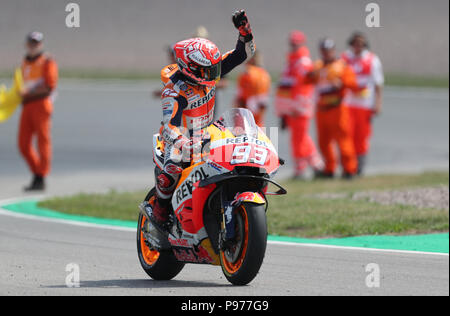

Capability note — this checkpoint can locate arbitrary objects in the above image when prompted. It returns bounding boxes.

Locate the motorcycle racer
[151,10,255,228]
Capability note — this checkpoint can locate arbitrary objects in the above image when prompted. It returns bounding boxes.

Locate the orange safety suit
[235,64,271,126]
[19,53,58,177]
[308,58,358,175]
[342,49,384,157]
[275,46,323,175]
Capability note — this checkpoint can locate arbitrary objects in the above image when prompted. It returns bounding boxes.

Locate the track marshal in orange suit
[234,51,271,126]
[306,38,359,179]
[19,32,58,191]
[275,31,324,178]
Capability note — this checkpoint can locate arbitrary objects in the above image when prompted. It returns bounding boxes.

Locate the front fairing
[204,109,281,175]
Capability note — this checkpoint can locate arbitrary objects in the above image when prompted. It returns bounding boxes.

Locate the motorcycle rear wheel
[136,189,184,280]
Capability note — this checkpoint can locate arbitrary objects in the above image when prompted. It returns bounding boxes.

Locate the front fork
[218,190,266,250]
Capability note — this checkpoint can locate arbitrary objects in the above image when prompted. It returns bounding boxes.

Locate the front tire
[136,189,184,280]
[220,203,267,285]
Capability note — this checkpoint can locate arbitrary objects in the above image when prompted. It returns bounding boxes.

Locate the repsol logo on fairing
[189,88,215,109]
[225,136,269,147]
[175,167,209,204]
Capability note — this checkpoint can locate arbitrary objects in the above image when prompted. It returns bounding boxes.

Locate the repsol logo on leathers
[175,167,209,204]
[189,88,215,109]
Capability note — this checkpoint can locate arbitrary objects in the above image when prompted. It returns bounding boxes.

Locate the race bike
[137,108,287,285]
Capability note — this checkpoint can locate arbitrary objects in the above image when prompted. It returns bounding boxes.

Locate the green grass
[59,69,162,81]
[58,71,447,88]
[267,192,448,238]
[1,69,448,88]
[38,171,449,238]
[0,69,161,82]
[384,73,449,88]
[266,171,448,237]
[39,190,147,222]
[277,171,449,196]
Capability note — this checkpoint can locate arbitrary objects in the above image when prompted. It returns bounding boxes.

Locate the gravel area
[352,186,449,210]
[313,186,449,210]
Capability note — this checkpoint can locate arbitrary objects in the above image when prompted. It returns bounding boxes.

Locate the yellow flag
[0,69,24,123]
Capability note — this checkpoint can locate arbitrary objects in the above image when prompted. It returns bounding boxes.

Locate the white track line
[0,196,135,232]
[268,240,448,256]
[0,197,448,257]
[0,208,135,232]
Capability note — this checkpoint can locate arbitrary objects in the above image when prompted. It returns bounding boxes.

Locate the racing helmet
[173,38,222,86]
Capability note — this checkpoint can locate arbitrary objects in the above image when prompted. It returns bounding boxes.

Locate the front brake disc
[224,213,245,263]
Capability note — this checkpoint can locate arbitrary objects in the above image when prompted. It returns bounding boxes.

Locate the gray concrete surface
[0,0,449,76]
[0,213,447,296]
[0,80,448,199]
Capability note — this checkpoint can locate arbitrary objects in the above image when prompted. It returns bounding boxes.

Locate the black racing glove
[232,10,253,42]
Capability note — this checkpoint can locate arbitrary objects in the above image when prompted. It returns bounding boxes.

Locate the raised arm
[221,10,255,77]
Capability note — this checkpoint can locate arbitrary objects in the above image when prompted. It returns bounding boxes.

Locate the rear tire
[136,189,184,280]
[220,203,267,285]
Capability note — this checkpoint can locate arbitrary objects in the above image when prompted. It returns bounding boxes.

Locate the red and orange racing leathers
[155,38,254,199]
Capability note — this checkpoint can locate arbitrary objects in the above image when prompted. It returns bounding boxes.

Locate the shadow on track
[44,278,235,289]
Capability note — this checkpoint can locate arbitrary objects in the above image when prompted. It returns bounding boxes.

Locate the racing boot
[140,195,172,250]
[148,196,171,232]
[150,162,181,232]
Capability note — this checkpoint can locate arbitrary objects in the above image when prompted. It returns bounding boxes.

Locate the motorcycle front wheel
[219,202,267,285]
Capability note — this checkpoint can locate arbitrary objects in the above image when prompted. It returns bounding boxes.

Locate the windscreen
[219,108,258,139]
